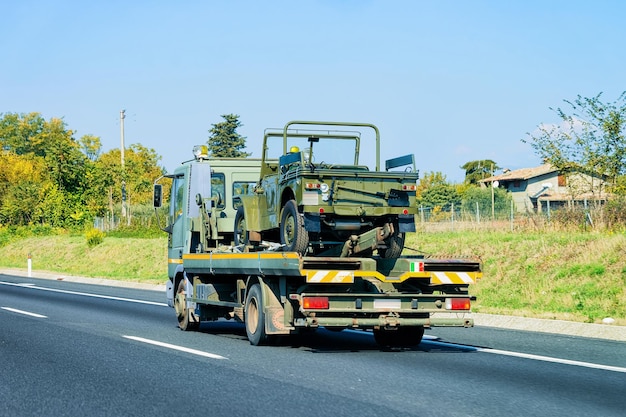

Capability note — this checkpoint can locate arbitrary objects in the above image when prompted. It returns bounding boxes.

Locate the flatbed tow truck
[154,140,482,347]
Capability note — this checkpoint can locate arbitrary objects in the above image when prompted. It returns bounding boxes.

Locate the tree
[523,92,626,193]
[79,134,102,162]
[461,159,499,185]
[0,112,87,194]
[207,114,251,158]
[0,112,164,227]
[0,152,49,225]
[461,186,511,217]
[0,113,91,226]
[415,171,448,200]
[123,144,165,206]
[92,145,164,216]
[419,184,460,210]
[416,172,460,210]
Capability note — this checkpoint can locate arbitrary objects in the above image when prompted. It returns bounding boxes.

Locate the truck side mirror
[153,184,163,208]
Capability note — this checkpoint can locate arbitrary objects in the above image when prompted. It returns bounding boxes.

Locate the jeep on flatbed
[235,121,419,258]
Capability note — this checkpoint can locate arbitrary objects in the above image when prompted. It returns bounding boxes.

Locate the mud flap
[398,213,416,232]
[258,278,292,335]
[265,306,290,335]
[304,212,321,232]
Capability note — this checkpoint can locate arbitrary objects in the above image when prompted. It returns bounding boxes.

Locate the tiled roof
[480,164,557,183]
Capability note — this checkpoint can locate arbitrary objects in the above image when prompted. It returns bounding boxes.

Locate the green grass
[0,233,168,285]
[0,227,624,325]
[405,230,626,325]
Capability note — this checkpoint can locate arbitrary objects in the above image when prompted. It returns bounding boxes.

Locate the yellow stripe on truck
[183,252,300,261]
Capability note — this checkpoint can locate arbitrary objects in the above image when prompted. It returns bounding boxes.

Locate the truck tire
[280,199,309,255]
[174,280,200,331]
[379,232,405,258]
[373,326,424,348]
[234,206,248,246]
[245,284,270,346]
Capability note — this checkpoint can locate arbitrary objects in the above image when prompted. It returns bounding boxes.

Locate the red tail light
[446,298,471,310]
[302,296,329,309]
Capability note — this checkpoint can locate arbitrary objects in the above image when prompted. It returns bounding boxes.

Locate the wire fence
[417,202,604,232]
[93,204,161,232]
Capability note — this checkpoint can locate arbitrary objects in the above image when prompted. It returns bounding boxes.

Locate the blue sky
[2,0,625,182]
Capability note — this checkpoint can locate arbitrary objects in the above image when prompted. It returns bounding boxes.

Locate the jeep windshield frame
[282,121,380,170]
[260,121,381,175]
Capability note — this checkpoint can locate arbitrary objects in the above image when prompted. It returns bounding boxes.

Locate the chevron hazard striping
[306,270,355,283]
[432,272,476,285]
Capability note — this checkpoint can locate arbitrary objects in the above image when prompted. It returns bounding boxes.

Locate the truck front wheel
[174,280,200,331]
[245,284,270,346]
[280,200,309,255]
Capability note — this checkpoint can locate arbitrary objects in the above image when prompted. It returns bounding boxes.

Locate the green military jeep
[235,121,418,258]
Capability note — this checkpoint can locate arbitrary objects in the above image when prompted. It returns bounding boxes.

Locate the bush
[104,222,164,238]
[604,196,626,230]
[85,228,105,247]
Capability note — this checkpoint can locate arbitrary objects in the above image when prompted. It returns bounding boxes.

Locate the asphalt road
[1,273,625,417]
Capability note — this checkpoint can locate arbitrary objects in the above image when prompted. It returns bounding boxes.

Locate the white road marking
[1,306,47,318]
[422,339,626,374]
[123,335,228,360]
[0,281,168,307]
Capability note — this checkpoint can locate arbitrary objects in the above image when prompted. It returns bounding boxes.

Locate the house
[480,164,608,213]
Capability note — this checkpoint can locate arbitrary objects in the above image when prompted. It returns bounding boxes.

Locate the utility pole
[120,109,128,225]
[491,163,496,220]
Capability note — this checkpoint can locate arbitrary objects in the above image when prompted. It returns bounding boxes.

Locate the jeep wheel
[234,206,248,246]
[379,232,405,258]
[280,200,309,254]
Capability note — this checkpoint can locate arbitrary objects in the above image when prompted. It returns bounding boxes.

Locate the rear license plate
[373,299,401,309]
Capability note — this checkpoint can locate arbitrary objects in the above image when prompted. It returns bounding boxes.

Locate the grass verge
[0,233,168,285]
[405,230,626,325]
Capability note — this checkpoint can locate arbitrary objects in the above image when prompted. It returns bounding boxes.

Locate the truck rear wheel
[280,199,309,255]
[234,206,248,246]
[373,326,424,348]
[245,284,270,346]
[174,280,200,331]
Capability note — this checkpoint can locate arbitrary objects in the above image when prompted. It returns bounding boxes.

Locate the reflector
[446,298,471,310]
[302,296,329,309]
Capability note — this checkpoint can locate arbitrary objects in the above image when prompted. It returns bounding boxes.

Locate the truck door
[168,174,186,279]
